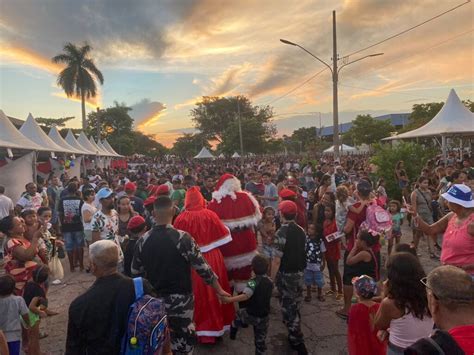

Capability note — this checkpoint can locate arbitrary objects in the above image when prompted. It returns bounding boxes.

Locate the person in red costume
[280,179,308,230]
[208,174,262,292]
[174,186,235,344]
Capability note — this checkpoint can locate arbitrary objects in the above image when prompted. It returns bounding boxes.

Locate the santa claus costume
[208,174,262,292]
[173,187,235,344]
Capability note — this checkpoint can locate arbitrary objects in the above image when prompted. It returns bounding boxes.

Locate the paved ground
[38,224,440,355]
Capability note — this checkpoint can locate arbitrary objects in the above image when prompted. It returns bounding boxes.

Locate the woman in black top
[345,230,378,281]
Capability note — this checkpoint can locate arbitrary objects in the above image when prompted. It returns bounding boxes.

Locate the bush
[371,142,436,200]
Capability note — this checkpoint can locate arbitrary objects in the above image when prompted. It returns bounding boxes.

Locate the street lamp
[280,11,384,159]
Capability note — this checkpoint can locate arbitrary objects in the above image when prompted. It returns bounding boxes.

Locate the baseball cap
[279,188,297,199]
[127,215,146,231]
[96,187,114,201]
[156,184,170,196]
[279,200,298,215]
[124,182,136,191]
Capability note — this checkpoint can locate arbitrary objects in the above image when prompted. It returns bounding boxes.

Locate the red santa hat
[279,200,298,215]
[212,174,242,203]
[156,184,170,196]
[279,188,297,199]
[184,186,206,211]
[124,182,136,192]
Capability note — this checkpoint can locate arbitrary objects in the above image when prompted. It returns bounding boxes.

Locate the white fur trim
[212,176,242,203]
[222,213,261,229]
[231,281,248,293]
[224,250,258,270]
[196,325,230,337]
[200,233,232,253]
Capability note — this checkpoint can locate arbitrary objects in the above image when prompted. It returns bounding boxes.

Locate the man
[302,162,315,191]
[124,182,144,216]
[200,176,214,202]
[135,179,149,201]
[36,176,49,207]
[406,265,474,354]
[0,186,14,219]
[132,196,230,354]
[91,188,123,270]
[171,178,186,211]
[271,200,308,355]
[15,182,43,214]
[58,182,84,272]
[47,176,63,231]
[87,169,101,185]
[334,165,348,186]
[245,172,263,198]
[260,172,279,211]
[66,240,156,354]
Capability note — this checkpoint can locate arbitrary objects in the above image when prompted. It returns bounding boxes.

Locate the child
[37,207,54,262]
[224,255,273,355]
[347,275,386,355]
[304,223,326,302]
[376,178,387,207]
[0,275,30,355]
[21,209,48,265]
[258,207,277,277]
[124,215,147,277]
[388,200,404,255]
[323,203,343,300]
[346,230,378,282]
[23,265,57,355]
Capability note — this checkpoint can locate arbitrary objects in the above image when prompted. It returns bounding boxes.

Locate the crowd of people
[0,151,473,355]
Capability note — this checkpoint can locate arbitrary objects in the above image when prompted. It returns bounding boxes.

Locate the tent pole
[33,151,38,183]
[441,135,447,163]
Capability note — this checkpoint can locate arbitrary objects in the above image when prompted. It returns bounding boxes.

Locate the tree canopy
[344,114,393,146]
[172,133,210,158]
[36,116,75,129]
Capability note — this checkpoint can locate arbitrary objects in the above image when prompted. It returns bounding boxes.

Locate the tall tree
[172,133,210,158]
[345,114,393,146]
[36,116,75,129]
[86,102,134,140]
[52,42,104,129]
[190,95,275,154]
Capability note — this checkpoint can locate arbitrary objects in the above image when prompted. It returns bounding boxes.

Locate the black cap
[357,180,373,194]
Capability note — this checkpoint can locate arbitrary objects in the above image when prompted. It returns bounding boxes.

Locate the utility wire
[339,83,442,100]
[344,0,471,58]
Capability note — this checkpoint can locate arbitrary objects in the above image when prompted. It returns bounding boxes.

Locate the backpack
[121,278,168,355]
[404,330,465,355]
[362,202,393,236]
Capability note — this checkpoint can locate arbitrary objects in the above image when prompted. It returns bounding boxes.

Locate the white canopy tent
[323,144,358,154]
[77,132,101,155]
[102,139,122,157]
[194,147,214,159]
[65,130,96,155]
[20,113,74,154]
[383,89,474,160]
[97,140,115,157]
[218,153,225,158]
[0,110,48,151]
[231,152,241,158]
[48,127,84,155]
[89,136,111,156]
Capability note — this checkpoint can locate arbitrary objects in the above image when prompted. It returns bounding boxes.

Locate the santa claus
[208,174,261,292]
[173,186,234,344]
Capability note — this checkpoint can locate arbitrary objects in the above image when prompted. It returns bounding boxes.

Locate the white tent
[20,113,74,153]
[78,132,101,155]
[97,140,114,157]
[65,130,96,155]
[89,136,110,156]
[48,126,84,155]
[0,110,48,151]
[384,89,474,141]
[323,144,358,154]
[102,139,122,157]
[194,147,214,159]
[231,152,241,158]
[218,153,225,158]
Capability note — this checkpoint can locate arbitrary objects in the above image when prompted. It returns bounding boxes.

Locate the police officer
[272,200,308,355]
[131,196,230,354]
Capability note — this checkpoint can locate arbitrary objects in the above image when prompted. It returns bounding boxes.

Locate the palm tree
[52,42,104,129]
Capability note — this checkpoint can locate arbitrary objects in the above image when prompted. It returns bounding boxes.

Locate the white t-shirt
[0,194,14,219]
[81,202,97,231]
[16,193,43,211]
[91,209,123,262]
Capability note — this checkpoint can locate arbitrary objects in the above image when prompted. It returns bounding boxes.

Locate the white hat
[441,184,474,208]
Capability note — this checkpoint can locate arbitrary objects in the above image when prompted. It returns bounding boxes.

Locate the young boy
[0,275,30,355]
[223,255,273,355]
[304,223,326,302]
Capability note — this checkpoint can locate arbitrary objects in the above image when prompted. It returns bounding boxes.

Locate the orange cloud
[137,109,168,131]
[0,44,63,73]
[51,92,101,108]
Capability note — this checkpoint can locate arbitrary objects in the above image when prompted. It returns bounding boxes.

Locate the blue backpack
[121,278,168,355]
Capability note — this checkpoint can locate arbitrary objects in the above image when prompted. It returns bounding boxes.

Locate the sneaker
[230,326,238,340]
[52,279,61,285]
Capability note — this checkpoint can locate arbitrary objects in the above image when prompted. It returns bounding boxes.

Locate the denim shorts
[304,269,324,288]
[261,244,274,258]
[63,231,85,252]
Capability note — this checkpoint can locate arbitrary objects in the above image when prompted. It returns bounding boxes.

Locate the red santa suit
[207,174,261,292]
[173,187,234,343]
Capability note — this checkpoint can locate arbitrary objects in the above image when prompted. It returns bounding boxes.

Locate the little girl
[323,203,343,299]
[304,223,326,302]
[376,179,387,208]
[347,275,386,355]
[345,230,378,282]
[21,210,48,265]
[258,207,276,277]
[388,200,404,255]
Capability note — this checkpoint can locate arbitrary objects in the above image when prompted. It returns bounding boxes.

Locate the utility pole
[332,10,340,160]
[237,98,244,156]
[96,107,101,142]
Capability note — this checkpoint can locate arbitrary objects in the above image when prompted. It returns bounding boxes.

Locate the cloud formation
[129,99,167,131]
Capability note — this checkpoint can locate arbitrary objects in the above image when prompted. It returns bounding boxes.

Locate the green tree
[132,132,168,156]
[172,133,210,158]
[345,114,393,146]
[190,95,275,154]
[291,127,317,151]
[371,142,436,200]
[36,116,75,129]
[52,42,104,129]
[86,102,134,139]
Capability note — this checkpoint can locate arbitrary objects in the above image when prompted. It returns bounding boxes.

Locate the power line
[339,83,442,100]
[344,0,471,58]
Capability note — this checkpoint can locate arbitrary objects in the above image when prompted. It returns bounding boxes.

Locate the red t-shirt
[449,325,474,354]
[346,202,381,253]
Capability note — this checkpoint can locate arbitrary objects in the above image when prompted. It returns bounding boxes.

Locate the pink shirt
[441,213,474,274]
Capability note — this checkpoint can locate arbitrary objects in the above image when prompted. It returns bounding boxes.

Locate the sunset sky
[1,0,473,146]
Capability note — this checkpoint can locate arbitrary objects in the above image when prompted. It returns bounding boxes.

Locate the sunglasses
[420,277,439,300]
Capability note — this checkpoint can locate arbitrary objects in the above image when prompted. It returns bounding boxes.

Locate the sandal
[335,309,348,320]
[336,293,344,300]
[325,290,335,296]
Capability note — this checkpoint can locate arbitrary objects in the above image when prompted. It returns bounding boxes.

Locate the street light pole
[237,98,244,156]
[332,10,340,159]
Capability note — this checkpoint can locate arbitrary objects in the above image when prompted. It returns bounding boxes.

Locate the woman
[0,216,41,295]
[315,174,332,202]
[374,252,434,354]
[312,191,336,227]
[410,176,437,258]
[395,161,409,201]
[116,195,136,239]
[413,184,474,277]
[81,189,97,246]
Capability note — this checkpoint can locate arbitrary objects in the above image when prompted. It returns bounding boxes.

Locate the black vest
[279,223,307,273]
[246,276,273,318]
[140,225,192,295]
